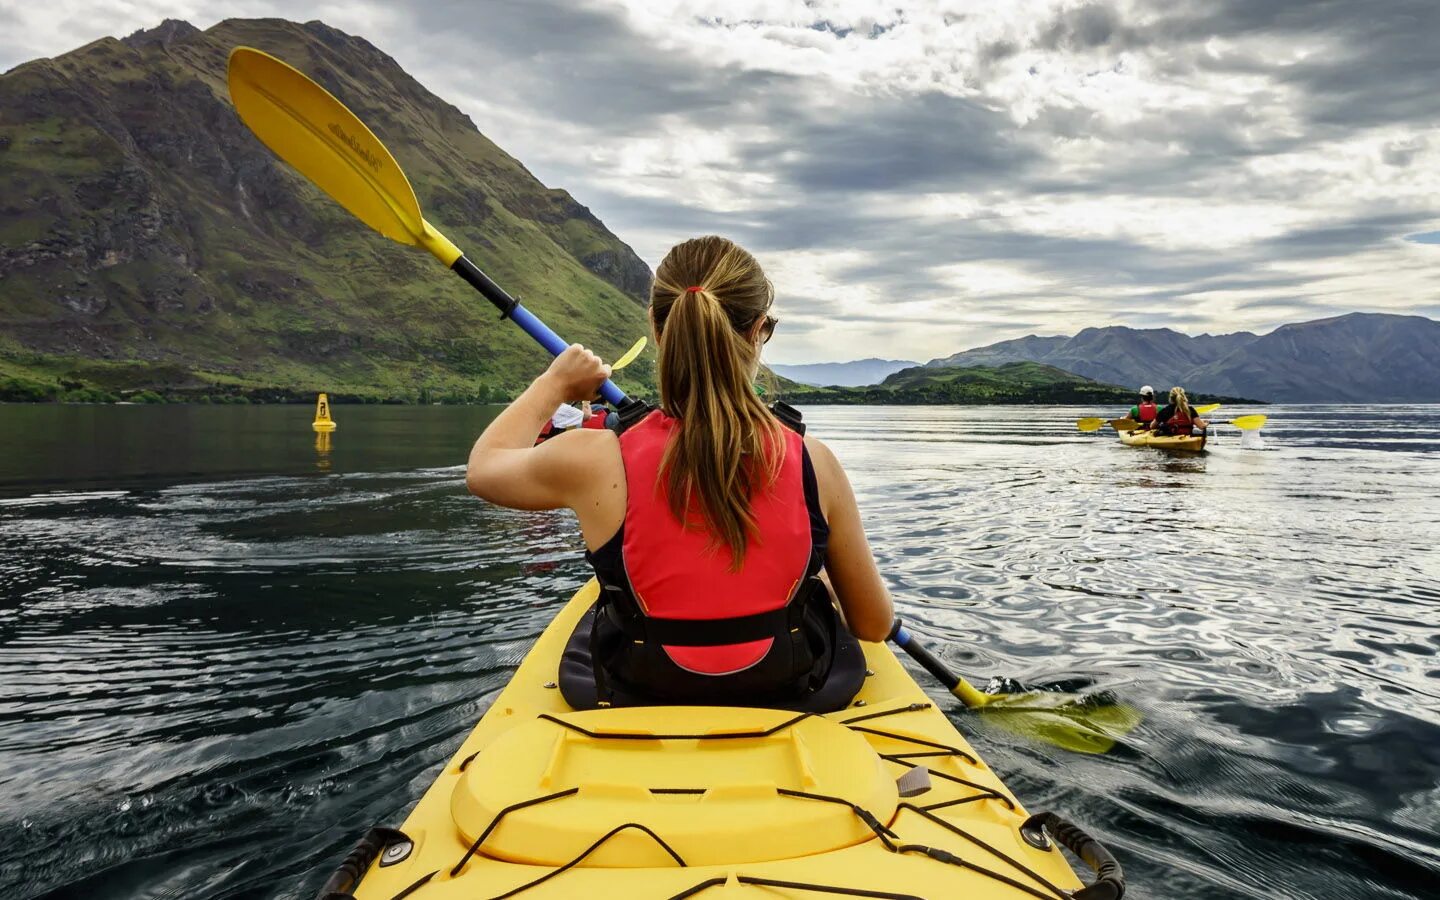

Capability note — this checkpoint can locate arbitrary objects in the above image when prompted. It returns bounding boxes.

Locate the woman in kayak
[1155,386,1208,436]
[466,235,893,710]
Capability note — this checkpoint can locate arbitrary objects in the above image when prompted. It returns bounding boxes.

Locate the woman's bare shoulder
[803,433,841,471]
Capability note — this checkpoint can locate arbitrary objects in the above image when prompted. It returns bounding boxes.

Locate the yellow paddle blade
[1110,418,1139,432]
[610,336,647,371]
[1196,403,1222,415]
[977,692,1143,755]
[1076,417,1105,432]
[1231,414,1268,430]
[227,47,461,265]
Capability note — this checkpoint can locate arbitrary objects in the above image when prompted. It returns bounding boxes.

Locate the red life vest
[1167,407,1193,432]
[1137,401,1158,423]
[533,421,557,445]
[618,410,812,675]
[581,412,609,430]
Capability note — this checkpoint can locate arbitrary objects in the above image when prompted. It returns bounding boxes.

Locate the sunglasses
[760,314,778,344]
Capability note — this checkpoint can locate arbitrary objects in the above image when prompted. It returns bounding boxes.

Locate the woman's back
[465,235,894,709]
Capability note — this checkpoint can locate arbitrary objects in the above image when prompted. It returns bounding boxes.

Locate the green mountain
[0,18,654,403]
[788,361,1240,405]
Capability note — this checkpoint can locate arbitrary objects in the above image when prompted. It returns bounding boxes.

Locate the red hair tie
[684,286,704,293]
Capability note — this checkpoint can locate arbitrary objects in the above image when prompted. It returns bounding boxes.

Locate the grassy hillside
[0,19,655,403]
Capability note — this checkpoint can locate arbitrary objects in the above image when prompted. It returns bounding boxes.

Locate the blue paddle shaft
[452,255,628,406]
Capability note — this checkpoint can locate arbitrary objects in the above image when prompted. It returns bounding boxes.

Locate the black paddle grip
[889,618,962,693]
[1022,812,1125,899]
[451,255,519,318]
[316,826,411,899]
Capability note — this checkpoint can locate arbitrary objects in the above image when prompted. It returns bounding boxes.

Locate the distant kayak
[320,580,1123,899]
[1119,429,1206,452]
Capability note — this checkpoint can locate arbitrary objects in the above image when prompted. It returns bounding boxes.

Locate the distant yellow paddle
[1226,414,1267,430]
[1076,417,1136,432]
[1077,403,1225,433]
[226,47,631,404]
[609,336,647,371]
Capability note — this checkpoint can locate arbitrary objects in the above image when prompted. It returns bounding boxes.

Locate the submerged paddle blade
[227,48,460,264]
[1076,417,1105,433]
[611,336,647,371]
[1230,414,1268,431]
[978,692,1143,755]
[1110,418,1139,432]
[892,626,1141,755]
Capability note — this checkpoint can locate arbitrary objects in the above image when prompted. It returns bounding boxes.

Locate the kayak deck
[343,581,1089,899]
[1119,428,1205,451]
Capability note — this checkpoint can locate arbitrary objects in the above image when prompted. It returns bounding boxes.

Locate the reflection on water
[1,403,1438,899]
[314,430,333,472]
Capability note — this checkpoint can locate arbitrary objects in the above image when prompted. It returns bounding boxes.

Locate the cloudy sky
[5,1,1440,363]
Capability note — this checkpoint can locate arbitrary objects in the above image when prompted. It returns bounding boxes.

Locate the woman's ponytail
[1170,386,1191,420]
[651,237,783,569]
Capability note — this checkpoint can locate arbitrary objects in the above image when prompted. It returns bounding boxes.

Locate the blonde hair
[1169,386,1192,420]
[651,236,782,569]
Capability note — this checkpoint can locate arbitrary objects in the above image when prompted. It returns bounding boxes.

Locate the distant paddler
[1155,386,1208,436]
[580,400,613,430]
[533,401,584,445]
[1128,385,1158,431]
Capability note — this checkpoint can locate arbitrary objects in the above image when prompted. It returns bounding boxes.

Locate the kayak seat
[558,601,867,713]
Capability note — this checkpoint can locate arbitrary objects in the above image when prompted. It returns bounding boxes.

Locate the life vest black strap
[611,397,655,435]
[603,588,814,646]
[769,400,805,435]
[609,398,806,436]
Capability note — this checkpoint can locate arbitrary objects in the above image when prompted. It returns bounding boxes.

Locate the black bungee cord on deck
[320,702,1124,900]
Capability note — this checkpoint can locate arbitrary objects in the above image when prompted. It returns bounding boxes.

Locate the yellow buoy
[312,392,336,432]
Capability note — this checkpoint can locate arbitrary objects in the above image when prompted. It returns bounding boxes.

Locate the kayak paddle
[1073,417,1138,432]
[1078,403,1222,432]
[226,47,629,406]
[889,621,1140,755]
[610,336,647,371]
[1223,414,1267,430]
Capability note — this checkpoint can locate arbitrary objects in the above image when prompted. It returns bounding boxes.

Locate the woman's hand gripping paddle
[889,621,1141,754]
[226,47,629,405]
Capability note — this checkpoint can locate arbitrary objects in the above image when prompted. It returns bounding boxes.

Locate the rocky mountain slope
[0,18,653,401]
[927,313,1440,402]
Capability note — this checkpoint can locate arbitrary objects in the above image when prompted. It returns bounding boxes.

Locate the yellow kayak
[320,581,1123,899]
[1119,429,1205,452]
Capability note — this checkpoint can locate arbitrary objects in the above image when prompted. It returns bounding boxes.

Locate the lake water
[1,403,1438,899]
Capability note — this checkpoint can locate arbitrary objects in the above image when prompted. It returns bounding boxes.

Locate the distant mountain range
[769,358,919,387]
[783,361,1242,405]
[926,313,1440,402]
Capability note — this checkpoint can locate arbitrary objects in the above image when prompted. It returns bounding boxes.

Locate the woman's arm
[466,345,613,511]
[805,435,895,642]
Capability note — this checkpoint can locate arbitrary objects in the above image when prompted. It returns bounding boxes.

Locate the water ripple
[1,404,1438,899]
